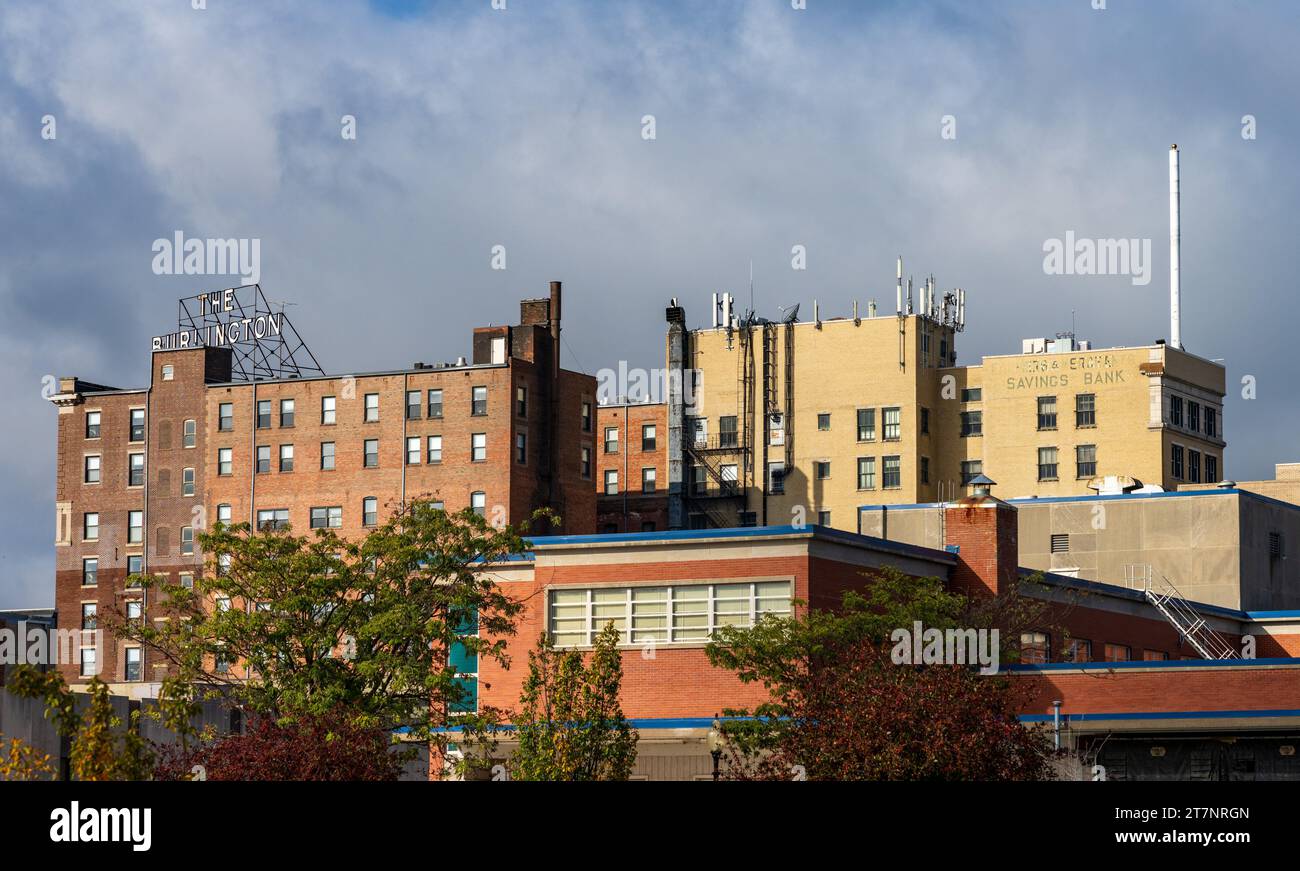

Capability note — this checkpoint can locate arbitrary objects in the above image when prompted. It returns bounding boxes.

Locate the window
[1171,444,1184,479]
[961,388,982,402]
[128,453,144,486]
[581,401,592,433]
[472,386,488,416]
[1050,534,1070,554]
[883,407,901,441]
[81,602,98,630]
[642,467,657,493]
[256,508,290,531]
[218,447,233,476]
[182,418,197,448]
[278,445,293,472]
[960,411,982,437]
[516,385,527,417]
[604,426,619,454]
[1038,447,1059,481]
[818,510,831,526]
[1037,396,1057,430]
[130,409,146,442]
[256,445,271,473]
[549,581,791,647]
[960,460,983,485]
[1076,444,1097,479]
[406,390,421,420]
[364,439,379,468]
[82,558,98,586]
[1020,632,1050,664]
[1064,639,1091,663]
[1188,449,1201,483]
[84,512,99,541]
[125,648,142,682]
[856,457,876,490]
[182,467,195,496]
[127,554,143,575]
[161,364,174,381]
[1075,393,1096,428]
[856,408,875,441]
[515,432,527,464]
[691,465,706,496]
[767,462,785,495]
[406,436,421,465]
[279,399,295,427]
[310,506,343,529]
[817,413,831,431]
[321,395,336,425]
[1104,643,1131,662]
[1187,401,1200,433]
[84,455,101,484]
[427,389,443,419]
[604,470,618,496]
[720,463,737,495]
[920,407,930,435]
[86,411,101,438]
[321,441,335,470]
[427,435,442,463]
[363,497,378,527]
[470,491,486,517]
[1169,395,1184,427]
[1206,455,1218,484]
[580,446,591,479]
[1143,650,1169,662]
[217,504,231,524]
[471,433,487,462]
[643,424,658,451]
[256,400,271,429]
[80,648,97,677]
[180,526,194,555]
[364,393,379,422]
[1205,408,1217,439]
[882,456,901,489]
[814,460,831,480]
[128,510,143,543]
[180,573,194,589]
[920,456,930,484]
[219,403,233,431]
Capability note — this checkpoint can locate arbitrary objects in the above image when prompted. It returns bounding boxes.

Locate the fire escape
[1124,564,1238,660]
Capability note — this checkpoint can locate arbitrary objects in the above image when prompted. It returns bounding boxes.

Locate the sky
[1,0,1297,608]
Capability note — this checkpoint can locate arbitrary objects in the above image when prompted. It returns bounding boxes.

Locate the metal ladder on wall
[1124,564,1238,660]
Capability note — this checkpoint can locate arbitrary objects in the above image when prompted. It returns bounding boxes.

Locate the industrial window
[427,389,443,419]
[1206,455,1218,484]
[515,432,527,465]
[1270,532,1285,558]
[183,419,197,448]
[364,439,379,468]
[310,506,343,529]
[83,512,99,541]
[128,452,145,486]
[856,408,875,441]
[920,407,930,435]
[1020,632,1050,664]
[643,424,658,451]
[857,457,876,490]
[818,510,831,526]
[642,467,656,493]
[580,446,591,479]
[1036,396,1057,431]
[406,436,421,465]
[1050,533,1070,553]
[130,408,146,442]
[604,426,619,453]
[217,504,231,524]
[882,455,901,489]
[960,460,982,485]
[219,403,233,431]
[1171,444,1184,479]
[427,435,442,464]
[321,441,335,471]
[471,386,488,416]
[817,413,831,431]
[180,526,194,555]
[128,510,143,543]
[767,462,785,495]
[883,407,901,441]
[86,411,101,439]
[1037,447,1058,481]
[1187,401,1200,433]
[960,411,982,437]
[406,390,421,420]
[82,558,98,586]
[363,497,378,527]
[1064,639,1091,663]
[1205,408,1217,438]
[920,456,930,484]
[471,432,487,462]
[1169,395,1184,427]
[1076,444,1097,479]
[604,470,618,496]
[1104,643,1131,662]
[516,386,527,418]
[471,491,486,517]
[84,455,101,484]
[80,648,97,677]
[548,580,792,647]
[279,445,294,472]
[364,393,379,422]
[182,467,195,496]
[961,388,982,402]
[81,602,98,630]
[257,400,271,429]
[1143,650,1169,662]
[218,447,232,476]
[280,399,295,427]
[125,648,142,682]
[256,508,290,531]
[815,460,831,480]
[581,401,592,433]
[321,395,336,425]
[1075,393,1096,428]
[1188,449,1201,483]
[256,445,271,473]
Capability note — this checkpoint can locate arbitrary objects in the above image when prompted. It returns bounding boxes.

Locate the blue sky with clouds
[1,0,1297,607]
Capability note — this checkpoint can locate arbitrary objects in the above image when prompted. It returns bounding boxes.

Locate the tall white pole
[1169,144,1182,350]
[896,256,903,315]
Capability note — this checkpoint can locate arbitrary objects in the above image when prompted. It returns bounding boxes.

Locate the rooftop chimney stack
[1169,145,1182,350]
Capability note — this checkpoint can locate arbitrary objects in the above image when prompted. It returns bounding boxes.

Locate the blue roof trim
[1246,609,1300,620]
[429,715,758,734]
[1022,569,1248,620]
[1006,656,1300,673]
[858,486,1299,515]
[1020,708,1300,723]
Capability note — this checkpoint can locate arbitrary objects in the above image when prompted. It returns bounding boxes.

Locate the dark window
[257,400,271,429]
[364,439,379,468]
[256,445,271,473]
[643,424,658,451]
[1075,393,1096,427]
[882,456,901,489]
[814,461,830,480]
[427,389,443,419]
[363,497,378,527]
[580,446,591,479]
[406,390,421,420]
[279,444,294,472]
[1187,401,1200,433]
[717,417,736,448]
[471,386,487,416]
[1076,444,1096,478]
[920,407,930,435]
[857,457,876,489]
[515,432,527,464]
[1038,447,1058,481]
[961,388,982,402]
[1171,444,1184,479]
[960,411,982,437]
[1205,408,1217,438]
[1188,449,1201,483]
[856,408,875,441]
[960,460,982,485]
[321,441,335,470]
[86,411,101,438]
[1020,632,1050,664]
[1037,396,1057,431]
[1206,455,1218,483]
[581,401,592,433]
[817,413,831,431]
[219,402,233,431]
[1170,395,1184,427]
[82,558,98,586]
[130,408,146,442]
[516,386,527,417]
[920,456,930,484]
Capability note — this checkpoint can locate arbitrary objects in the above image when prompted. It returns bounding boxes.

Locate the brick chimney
[943,485,1019,599]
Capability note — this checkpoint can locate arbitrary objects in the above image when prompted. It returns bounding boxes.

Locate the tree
[509,622,638,781]
[0,735,56,781]
[705,566,1056,781]
[115,500,547,748]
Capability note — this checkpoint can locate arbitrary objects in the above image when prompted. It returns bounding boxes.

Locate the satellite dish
[780,303,800,323]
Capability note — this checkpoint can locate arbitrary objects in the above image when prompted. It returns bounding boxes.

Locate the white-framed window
[79,647,98,677]
[183,419,197,448]
[604,469,618,495]
[128,452,145,486]
[472,386,488,415]
[182,467,195,496]
[180,526,194,555]
[549,580,792,647]
[427,435,442,463]
[125,647,142,681]
[321,441,335,470]
[362,497,378,527]
[883,407,901,441]
[128,510,143,543]
[218,447,233,475]
[321,395,336,425]
[279,444,294,472]
[219,403,233,431]
[83,512,100,541]
[364,393,379,422]
[82,557,98,586]
[161,365,174,381]
[471,491,486,517]
[471,432,487,462]
[310,506,343,529]
[85,410,101,439]
[256,508,290,531]
[406,436,421,465]
[604,426,619,454]
[216,503,232,524]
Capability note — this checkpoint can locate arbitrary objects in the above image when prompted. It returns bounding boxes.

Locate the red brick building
[595,401,668,533]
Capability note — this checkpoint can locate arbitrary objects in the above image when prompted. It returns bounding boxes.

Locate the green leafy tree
[510,622,638,781]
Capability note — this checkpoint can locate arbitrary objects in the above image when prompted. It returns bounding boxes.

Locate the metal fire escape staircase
[1124,564,1238,660]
